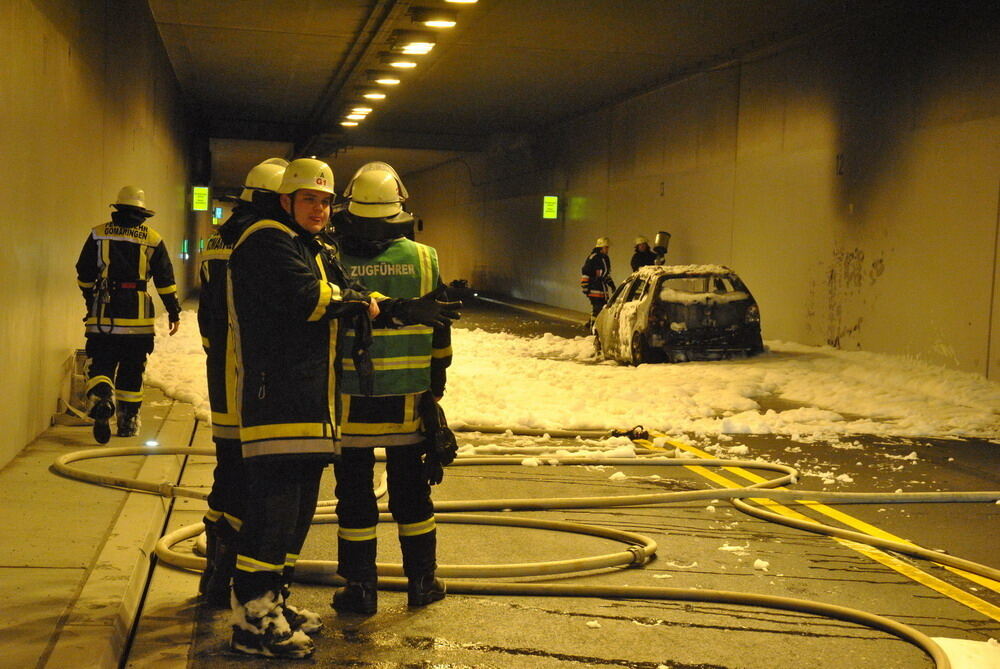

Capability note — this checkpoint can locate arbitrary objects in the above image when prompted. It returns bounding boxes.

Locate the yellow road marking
[639,434,1000,622]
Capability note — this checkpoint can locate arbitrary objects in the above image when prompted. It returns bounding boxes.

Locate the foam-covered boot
[331,580,378,615]
[407,572,446,607]
[87,394,115,445]
[116,405,140,437]
[281,589,324,635]
[230,591,314,658]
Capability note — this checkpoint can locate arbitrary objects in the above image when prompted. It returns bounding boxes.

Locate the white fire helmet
[634,236,648,246]
[595,236,610,248]
[240,159,288,201]
[344,162,408,218]
[277,158,335,195]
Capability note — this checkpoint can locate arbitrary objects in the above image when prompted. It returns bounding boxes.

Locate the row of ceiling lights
[340,0,477,128]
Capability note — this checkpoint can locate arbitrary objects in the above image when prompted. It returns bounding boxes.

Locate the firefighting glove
[396,285,462,328]
[423,447,444,486]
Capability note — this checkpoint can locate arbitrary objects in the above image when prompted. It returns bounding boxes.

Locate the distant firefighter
[75,186,181,444]
[580,236,615,321]
[631,236,657,271]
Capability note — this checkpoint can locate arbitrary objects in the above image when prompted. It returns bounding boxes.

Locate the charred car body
[593,264,764,364]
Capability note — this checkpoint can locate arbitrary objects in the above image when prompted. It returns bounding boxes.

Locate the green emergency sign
[542,195,558,219]
[192,186,210,211]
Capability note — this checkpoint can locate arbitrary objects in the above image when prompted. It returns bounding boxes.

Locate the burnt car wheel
[593,332,604,359]
[630,332,648,366]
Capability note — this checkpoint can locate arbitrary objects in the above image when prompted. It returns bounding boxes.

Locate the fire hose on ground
[51,427,1000,669]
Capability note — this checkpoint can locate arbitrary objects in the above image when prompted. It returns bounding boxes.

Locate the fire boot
[116,404,141,438]
[202,524,239,608]
[230,590,314,659]
[331,580,378,615]
[407,572,446,607]
[281,585,323,635]
[87,392,115,445]
[331,536,378,615]
[400,529,445,607]
[198,520,219,603]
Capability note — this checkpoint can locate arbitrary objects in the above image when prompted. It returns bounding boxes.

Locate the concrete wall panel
[405,8,999,381]
[0,0,190,469]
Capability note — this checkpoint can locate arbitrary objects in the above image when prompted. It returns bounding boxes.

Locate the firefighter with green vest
[226,158,461,658]
[196,158,287,608]
[328,162,454,616]
[75,186,181,444]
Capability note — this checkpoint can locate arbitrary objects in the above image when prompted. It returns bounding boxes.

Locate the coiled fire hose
[52,427,1000,669]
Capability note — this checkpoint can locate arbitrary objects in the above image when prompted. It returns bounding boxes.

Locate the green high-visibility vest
[340,238,439,396]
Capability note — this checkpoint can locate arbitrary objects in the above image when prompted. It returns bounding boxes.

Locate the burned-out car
[593,264,764,364]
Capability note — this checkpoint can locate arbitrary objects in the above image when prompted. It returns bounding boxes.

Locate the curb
[43,403,193,668]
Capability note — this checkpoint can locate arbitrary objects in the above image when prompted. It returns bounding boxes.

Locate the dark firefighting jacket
[76,208,181,335]
[630,248,657,272]
[197,202,261,439]
[580,248,614,300]
[227,213,375,461]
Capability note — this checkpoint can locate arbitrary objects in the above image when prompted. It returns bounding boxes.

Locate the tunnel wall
[407,7,1000,379]
[0,0,191,468]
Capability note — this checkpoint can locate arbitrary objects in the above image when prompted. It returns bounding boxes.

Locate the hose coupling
[611,425,650,441]
[626,545,647,566]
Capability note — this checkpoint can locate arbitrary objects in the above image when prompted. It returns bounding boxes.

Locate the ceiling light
[445,0,477,3]
[360,89,387,100]
[379,53,418,68]
[341,120,359,127]
[350,105,373,114]
[390,30,436,54]
[411,7,458,28]
[346,114,366,120]
[367,70,401,85]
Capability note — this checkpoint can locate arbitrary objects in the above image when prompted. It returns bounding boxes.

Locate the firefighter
[580,236,614,322]
[630,236,657,271]
[226,158,461,658]
[196,158,287,608]
[75,186,181,444]
[327,162,453,616]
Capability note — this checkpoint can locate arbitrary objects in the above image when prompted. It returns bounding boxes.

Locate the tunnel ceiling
[147,0,896,186]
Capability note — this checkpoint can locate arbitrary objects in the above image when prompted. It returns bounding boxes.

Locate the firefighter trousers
[85,333,154,413]
[231,458,325,604]
[333,443,435,581]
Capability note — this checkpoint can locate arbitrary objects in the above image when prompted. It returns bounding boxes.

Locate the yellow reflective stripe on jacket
[85,316,155,326]
[416,243,433,295]
[342,355,431,372]
[307,249,343,321]
[157,284,177,295]
[240,422,330,442]
[432,346,453,359]
[201,247,231,262]
[78,279,95,288]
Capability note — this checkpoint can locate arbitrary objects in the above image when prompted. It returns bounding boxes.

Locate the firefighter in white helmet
[326,161,455,616]
[226,158,462,659]
[75,186,181,444]
[196,158,287,609]
[580,236,614,323]
[631,235,656,271]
